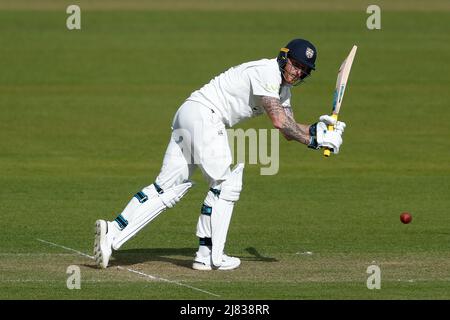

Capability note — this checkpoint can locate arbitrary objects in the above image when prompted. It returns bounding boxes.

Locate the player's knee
[154,174,186,192]
[155,162,191,191]
[140,180,192,209]
[216,163,245,202]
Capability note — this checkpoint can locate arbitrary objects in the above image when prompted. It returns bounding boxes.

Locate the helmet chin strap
[279,66,307,87]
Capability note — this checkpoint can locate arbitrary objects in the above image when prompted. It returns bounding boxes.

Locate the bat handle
[323,114,338,157]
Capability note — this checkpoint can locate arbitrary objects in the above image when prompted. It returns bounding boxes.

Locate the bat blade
[324,45,357,157]
[332,45,357,115]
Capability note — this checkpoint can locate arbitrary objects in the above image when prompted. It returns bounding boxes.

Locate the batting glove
[308,122,343,154]
[319,115,346,134]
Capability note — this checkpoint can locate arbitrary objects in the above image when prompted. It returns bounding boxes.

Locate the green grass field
[1,0,449,300]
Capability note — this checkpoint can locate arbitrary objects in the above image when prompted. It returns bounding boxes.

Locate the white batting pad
[112,181,192,250]
[211,163,244,266]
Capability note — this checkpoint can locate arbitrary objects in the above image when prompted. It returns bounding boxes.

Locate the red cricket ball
[400,212,412,224]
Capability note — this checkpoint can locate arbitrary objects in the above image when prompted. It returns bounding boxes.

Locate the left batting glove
[308,121,345,154]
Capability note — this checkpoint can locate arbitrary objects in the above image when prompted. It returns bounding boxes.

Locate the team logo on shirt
[306,47,314,59]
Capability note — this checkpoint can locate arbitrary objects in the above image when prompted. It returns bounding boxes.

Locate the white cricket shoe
[192,252,241,271]
[94,220,113,269]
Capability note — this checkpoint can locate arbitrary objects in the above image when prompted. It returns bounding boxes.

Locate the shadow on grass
[112,247,196,269]
[243,247,278,262]
[86,246,277,269]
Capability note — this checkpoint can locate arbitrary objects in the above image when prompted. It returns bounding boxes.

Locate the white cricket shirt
[187,58,292,127]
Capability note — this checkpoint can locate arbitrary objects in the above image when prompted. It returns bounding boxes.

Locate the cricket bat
[323,45,357,157]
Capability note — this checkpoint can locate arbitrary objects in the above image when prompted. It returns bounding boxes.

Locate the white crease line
[37,238,95,260]
[36,238,220,297]
[117,266,220,297]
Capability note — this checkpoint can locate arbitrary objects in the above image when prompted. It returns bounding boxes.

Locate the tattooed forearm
[282,116,310,145]
[261,96,285,120]
[261,96,311,145]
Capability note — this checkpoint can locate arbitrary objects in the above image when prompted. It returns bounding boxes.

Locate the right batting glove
[319,115,346,134]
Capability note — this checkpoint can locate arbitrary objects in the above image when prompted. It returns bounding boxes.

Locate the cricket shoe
[94,220,113,269]
[192,253,241,271]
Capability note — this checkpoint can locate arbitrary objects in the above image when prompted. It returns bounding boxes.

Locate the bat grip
[323,114,338,157]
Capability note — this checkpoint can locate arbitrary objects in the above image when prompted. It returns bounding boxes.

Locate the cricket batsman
[94,38,346,270]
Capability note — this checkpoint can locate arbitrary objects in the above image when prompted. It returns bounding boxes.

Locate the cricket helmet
[277,38,317,71]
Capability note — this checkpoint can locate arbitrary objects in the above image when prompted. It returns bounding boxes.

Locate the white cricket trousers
[154,100,233,190]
